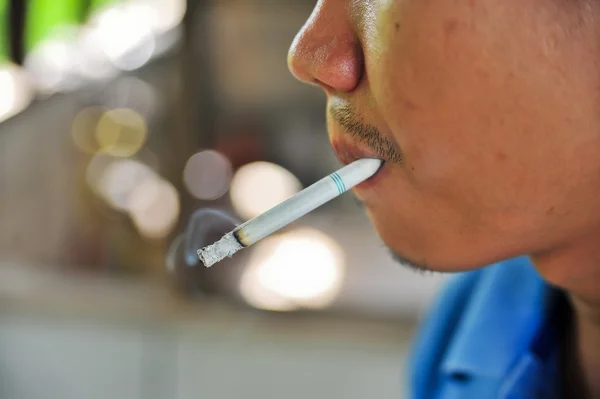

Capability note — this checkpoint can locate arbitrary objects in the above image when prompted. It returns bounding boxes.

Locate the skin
[288,0,600,397]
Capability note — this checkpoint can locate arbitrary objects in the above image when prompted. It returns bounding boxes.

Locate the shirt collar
[441,256,558,380]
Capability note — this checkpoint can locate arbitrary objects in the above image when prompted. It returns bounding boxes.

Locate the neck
[531,233,600,398]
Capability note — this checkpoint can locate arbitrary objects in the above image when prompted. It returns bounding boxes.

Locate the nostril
[312,79,336,94]
[312,52,363,93]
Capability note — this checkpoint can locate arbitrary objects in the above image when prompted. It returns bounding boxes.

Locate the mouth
[331,139,387,190]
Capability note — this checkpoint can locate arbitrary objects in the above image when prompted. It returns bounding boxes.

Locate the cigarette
[197,158,383,267]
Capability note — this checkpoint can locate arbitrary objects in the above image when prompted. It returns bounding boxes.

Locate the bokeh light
[88,2,156,71]
[239,281,296,312]
[75,26,118,81]
[128,178,180,239]
[71,106,106,154]
[95,108,148,157]
[20,0,186,94]
[104,77,158,119]
[111,35,156,72]
[86,152,180,240]
[135,0,187,34]
[0,64,33,122]
[240,228,345,312]
[86,152,118,193]
[0,68,17,118]
[96,158,158,211]
[230,162,302,220]
[183,150,233,200]
[24,29,83,93]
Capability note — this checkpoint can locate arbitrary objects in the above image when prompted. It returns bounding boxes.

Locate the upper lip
[331,139,381,166]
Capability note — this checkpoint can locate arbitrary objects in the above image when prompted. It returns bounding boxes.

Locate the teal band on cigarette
[0,0,9,63]
[330,172,346,195]
[24,0,85,53]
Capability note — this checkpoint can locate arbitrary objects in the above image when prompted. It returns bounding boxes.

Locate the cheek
[370,3,495,181]
[368,1,600,238]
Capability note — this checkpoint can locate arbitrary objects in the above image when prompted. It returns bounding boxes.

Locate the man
[287,1,600,398]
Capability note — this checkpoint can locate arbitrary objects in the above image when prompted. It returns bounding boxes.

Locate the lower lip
[353,160,388,191]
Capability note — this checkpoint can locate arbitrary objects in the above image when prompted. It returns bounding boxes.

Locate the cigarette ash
[197,232,243,267]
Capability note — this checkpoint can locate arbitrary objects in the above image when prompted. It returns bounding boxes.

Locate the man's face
[288,0,600,271]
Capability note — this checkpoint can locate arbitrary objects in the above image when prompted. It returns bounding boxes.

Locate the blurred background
[0,0,447,398]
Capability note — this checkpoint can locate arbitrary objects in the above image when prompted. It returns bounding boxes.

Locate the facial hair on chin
[387,247,438,275]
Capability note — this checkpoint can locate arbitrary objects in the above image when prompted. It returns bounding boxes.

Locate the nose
[288,2,363,94]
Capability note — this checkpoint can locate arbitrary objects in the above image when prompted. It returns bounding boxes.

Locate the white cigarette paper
[198,158,383,267]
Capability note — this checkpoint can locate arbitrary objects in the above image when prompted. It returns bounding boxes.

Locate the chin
[383,241,480,273]
[367,210,521,273]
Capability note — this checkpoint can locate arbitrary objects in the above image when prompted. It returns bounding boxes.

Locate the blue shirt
[407,256,567,399]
